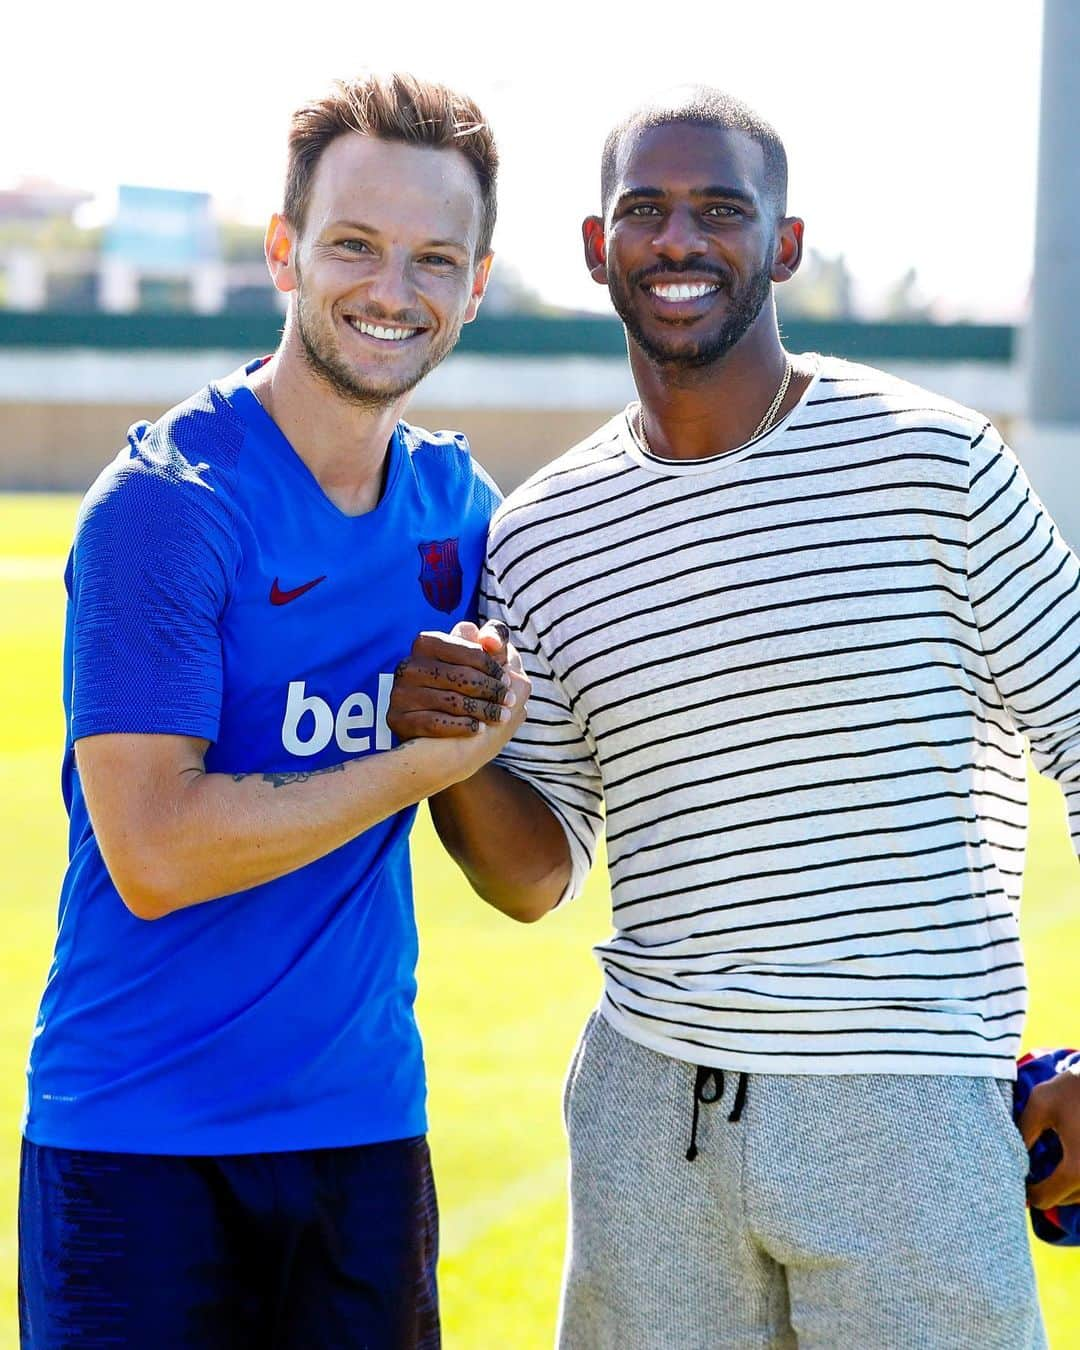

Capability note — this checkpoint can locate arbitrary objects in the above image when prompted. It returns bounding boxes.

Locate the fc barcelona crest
[418,538,463,613]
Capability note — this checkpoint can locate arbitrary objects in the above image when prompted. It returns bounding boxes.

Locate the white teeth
[649,282,719,301]
[349,319,420,341]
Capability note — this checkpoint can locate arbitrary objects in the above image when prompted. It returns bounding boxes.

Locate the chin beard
[297,317,399,410]
[612,264,774,370]
[295,303,425,410]
[292,279,460,410]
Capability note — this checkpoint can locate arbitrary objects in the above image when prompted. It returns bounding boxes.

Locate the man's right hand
[388,621,567,922]
[77,630,530,923]
[388,622,530,744]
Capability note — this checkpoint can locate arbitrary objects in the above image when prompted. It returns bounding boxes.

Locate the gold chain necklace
[636,357,794,457]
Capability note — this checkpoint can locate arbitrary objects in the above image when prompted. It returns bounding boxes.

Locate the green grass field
[2,491,1078,1349]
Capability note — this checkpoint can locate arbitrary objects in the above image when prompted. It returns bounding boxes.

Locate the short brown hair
[284,73,498,257]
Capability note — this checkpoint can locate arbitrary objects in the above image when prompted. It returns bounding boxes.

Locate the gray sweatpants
[558,1011,1045,1350]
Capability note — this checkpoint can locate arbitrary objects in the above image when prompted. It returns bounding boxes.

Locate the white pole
[1019,0,1080,548]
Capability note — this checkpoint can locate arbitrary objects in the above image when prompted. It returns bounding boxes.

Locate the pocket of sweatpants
[985,1076,1032,1179]
[562,1010,599,1128]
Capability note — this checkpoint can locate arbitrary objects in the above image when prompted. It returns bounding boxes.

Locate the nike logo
[270,575,327,606]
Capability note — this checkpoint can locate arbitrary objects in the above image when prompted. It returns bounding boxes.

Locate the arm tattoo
[231,762,348,789]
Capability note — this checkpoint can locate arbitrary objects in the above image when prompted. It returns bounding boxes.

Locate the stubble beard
[293,275,462,411]
[609,260,774,372]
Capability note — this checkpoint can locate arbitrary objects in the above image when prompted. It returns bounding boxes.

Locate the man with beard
[389,87,1080,1346]
[18,74,531,1350]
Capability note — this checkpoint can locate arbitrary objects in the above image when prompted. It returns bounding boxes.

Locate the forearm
[86,735,478,918]
[428,763,571,922]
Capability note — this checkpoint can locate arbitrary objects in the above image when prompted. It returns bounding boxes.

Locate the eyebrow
[617,185,757,207]
[327,220,469,251]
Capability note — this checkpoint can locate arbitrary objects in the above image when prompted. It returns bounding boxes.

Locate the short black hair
[600,85,788,220]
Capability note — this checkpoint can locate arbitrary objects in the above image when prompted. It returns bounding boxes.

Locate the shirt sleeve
[69,440,237,744]
[966,423,1080,856]
[481,552,605,904]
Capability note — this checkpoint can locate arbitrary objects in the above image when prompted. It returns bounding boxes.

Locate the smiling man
[390,86,1080,1347]
[17,74,530,1350]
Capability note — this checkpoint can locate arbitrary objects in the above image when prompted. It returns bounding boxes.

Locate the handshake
[387,620,532,759]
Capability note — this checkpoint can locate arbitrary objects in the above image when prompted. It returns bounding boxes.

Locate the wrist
[394,731,493,796]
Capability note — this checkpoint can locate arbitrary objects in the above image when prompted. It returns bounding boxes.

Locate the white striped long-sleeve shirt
[482,355,1080,1077]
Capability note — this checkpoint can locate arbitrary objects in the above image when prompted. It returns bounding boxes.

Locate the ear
[582,216,608,286]
[772,217,804,283]
[463,252,494,324]
[265,213,300,295]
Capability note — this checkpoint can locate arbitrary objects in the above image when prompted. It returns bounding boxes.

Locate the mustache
[629,262,730,289]
[341,305,426,327]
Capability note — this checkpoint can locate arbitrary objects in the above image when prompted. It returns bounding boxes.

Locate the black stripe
[602,991,1022,1051]
[491,445,632,531]
[969,422,993,454]
[805,390,893,407]
[601,682,986,771]
[593,649,1001,742]
[968,510,1047,594]
[602,951,1027,1008]
[614,861,998,937]
[534,537,968,646]
[502,503,967,628]
[561,585,976,689]
[605,708,996,797]
[605,754,1024,851]
[607,729,1005,813]
[997,603,1080,692]
[605,1019,1017,1062]
[982,562,1080,661]
[608,788,1024,872]
[613,811,987,890]
[980,550,1074,643]
[539,554,971,660]
[605,968,1022,1038]
[786,408,971,436]
[615,896,1013,953]
[570,609,984,711]
[969,462,1021,527]
[609,950,1024,986]
[497,469,966,591]
[616,837,975,922]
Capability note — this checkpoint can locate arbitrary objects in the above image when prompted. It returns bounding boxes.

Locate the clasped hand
[388,621,531,747]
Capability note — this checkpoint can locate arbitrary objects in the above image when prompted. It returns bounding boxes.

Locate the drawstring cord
[686,1066,749,1161]
[686,1067,723,1162]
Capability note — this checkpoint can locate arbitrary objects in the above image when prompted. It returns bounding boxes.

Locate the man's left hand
[1019,1064,1080,1208]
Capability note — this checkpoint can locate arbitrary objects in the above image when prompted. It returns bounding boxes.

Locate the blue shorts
[18,1135,439,1349]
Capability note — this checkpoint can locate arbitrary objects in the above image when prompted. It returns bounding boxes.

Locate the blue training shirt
[23,360,500,1155]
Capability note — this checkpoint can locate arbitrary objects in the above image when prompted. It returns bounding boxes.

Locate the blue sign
[104,185,220,267]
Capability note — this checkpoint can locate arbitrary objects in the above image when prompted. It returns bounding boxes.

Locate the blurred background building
[0,0,1075,545]
[0,176,1025,497]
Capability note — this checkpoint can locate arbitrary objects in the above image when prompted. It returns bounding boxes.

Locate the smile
[346,318,423,342]
[646,282,721,302]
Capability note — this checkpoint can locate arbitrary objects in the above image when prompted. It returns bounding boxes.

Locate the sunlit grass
[2,493,1077,1349]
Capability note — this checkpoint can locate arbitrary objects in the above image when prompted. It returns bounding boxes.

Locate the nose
[361,249,418,319]
[652,207,707,263]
